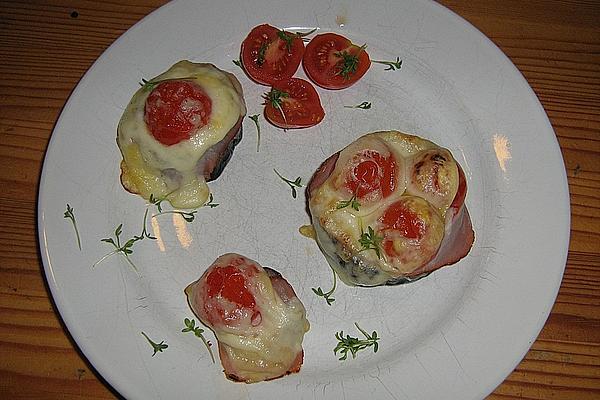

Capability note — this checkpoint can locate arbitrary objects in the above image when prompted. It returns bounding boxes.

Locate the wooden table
[1,1,598,398]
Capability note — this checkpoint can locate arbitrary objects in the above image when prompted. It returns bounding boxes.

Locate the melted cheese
[117,61,246,208]
[217,289,308,382]
[309,130,460,286]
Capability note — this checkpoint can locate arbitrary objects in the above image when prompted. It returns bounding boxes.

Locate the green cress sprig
[273,169,303,199]
[263,88,289,128]
[203,193,219,209]
[149,191,214,220]
[312,267,337,306]
[249,114,261,152]
[182,318,215,363]
[334,323,380,361]
[372,57,403,71]
[93,223,145,272]
[256,42,269,66]
[277,27,318,51]
[334,44,367,80]
[141,332,168,357]
[138,208,157,240]
[336,192,361,211]
[153,209,198,223]
[64,204,81,250]
[344,101,372,110]
[139,76,197,91]
[359,226,384,259]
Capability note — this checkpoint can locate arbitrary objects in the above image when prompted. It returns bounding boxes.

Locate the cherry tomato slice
[144,80,211,146]
[344,150,396,200]
[200,256,263,328]
[241,24,305,85]
[263,77,325,129]
[303,32,371,89]
[380,201,424,240]
[205,265,256,309]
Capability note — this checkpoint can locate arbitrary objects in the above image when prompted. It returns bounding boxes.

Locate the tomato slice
[344,150,396,200]
[205,265,256,309]
[377,197,445,264]
[144,80,211,146]
[240,24,305,85]
[380,201,424,240]
[203,257,260,326]
[263,77,325,129]
[303,32,371,89]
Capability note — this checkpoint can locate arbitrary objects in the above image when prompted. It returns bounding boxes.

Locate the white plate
[38,0,570,399]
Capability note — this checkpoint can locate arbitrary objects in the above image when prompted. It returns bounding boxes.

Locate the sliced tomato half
[144,80,212,146]
[263,77,325,129]
[240,24,305,85]
[344,150,397,201]
[303,32,371,89]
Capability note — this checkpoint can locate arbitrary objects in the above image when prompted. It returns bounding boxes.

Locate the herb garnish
[278,30,295,52]
[249,114,261,152]
[154,209,198,222]
[334,323,380,360]
[149,192,201,220]
[148,193,168,213]
[141,332,168,357]
[312,267,337,306]
[344,101,372,110]
[372,57,403,71]
[359,226,384,259]
[137,209,157,240]
[93,224,143,271]
[274,169,303,199]
[139,76,197,91]
[336,192,361,211]
[335,44,367,79]
[232,59,242,68]
[182,318,215,363]
[203,193,219,209]
[64,204,81,250]
[263,88,289,127]
[257,42,269,66]
[297,27,318,42]
[278,28,318,51]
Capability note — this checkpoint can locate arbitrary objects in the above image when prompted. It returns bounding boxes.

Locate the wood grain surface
[0,1,598,398]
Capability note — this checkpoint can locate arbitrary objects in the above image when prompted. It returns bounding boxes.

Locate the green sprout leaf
[149,192,200,221]
[94,223,142,272]
[344,101,372,110]
[333,323,380,361]
[359,226,384,259]
[64,204,81,250]
[334,44,367,79]
[139,76,198,91]
[249,114,261,152]
[311,267,337,306]
[263,88,290,128]
[203,193,219,208]
[336,192,361,211]
[182,318,215,363]
[372,57,403,71]
[141,331,168,357]
[273,169,303,199]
